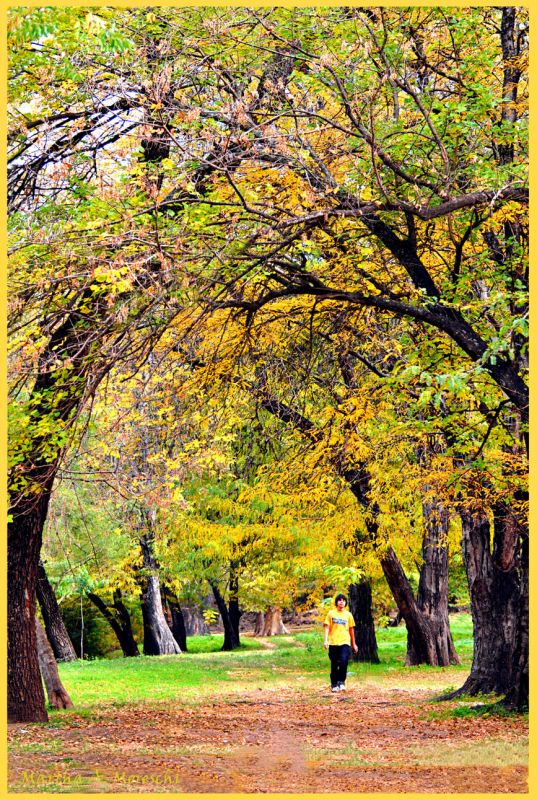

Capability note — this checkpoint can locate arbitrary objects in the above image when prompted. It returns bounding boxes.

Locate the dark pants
[328,644,351,687]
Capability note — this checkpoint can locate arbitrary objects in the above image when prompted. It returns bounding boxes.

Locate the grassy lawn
[51,613,475,711]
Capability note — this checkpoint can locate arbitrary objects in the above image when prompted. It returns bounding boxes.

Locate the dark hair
[335,593,347,605]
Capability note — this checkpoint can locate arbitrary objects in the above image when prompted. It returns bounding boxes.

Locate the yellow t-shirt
[324,608,355,646]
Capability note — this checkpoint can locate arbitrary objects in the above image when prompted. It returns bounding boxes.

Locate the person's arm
[349,626,358,654]
[323,623,330,650]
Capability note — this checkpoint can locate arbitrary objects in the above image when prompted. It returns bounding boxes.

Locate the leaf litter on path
[8,684,528,793]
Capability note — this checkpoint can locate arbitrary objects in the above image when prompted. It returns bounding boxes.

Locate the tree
[35,618,73,710]
[440,501,527,705]
[8,9,180,719]
[161,585,188,652]
[207,315,457,665]
[86,590,140,658]
[168,5,527,702]
[8,6,528,717]
[138,527,181,655]
[260,608,289,637]
[348,581,379,664]
[36,561,77,662]
[408,495,458,666]
[40,474,143,658]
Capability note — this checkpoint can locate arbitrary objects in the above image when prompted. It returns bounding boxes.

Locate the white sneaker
[338,682,346,691]
[331,685,340,692]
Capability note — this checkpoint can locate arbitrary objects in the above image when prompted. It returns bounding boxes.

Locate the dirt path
[8,683,528,793]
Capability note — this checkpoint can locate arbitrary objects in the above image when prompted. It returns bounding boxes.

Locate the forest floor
[7,622,529,793]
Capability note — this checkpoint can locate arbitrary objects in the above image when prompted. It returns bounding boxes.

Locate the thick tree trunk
[36,561,77,662]
[229,597,242,640]
[406,499,459,666]
[253,611,265,636]
[182,606,210,636]
[442,508,521,699]
[87,590,140,657]
[8,495,50,723]
[380,546,441,665]
[261,607,289,636]
[503,525,528,710]
[161,586,188,652]
[210,583,240,650]
[348,580,379,663]
[139,537,181,656]
[141,576,181,655]
[35,618,73,710]
[462,507,518,695]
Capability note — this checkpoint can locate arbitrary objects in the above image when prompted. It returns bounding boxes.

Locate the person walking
[323,593,358,692]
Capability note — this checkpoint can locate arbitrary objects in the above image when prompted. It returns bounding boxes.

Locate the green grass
[428,698,528,721]
[403,738,528,767]
[307,738,528,769]
[13,738,64,754]
[50,614,474,713]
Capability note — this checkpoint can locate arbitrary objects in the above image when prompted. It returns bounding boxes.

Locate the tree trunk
[86,590,140,657]
[348,580,379,663]
[442,507,521,699]
[261,607,289,636]
[210,583,240,650]
[253,611,265,636]
[182,606,210,636]
[35,618,73,710]
[161,586,188,652]
[345,467,447,666]
[8,495,50,722]
[139,537,181,656]
[228,560,243,641]
[111,589,140,656]
[36,560,77,662]
[406,499,459,666]
[380,546,440,665]
[141,576,181,655]
[503,524,528,710]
